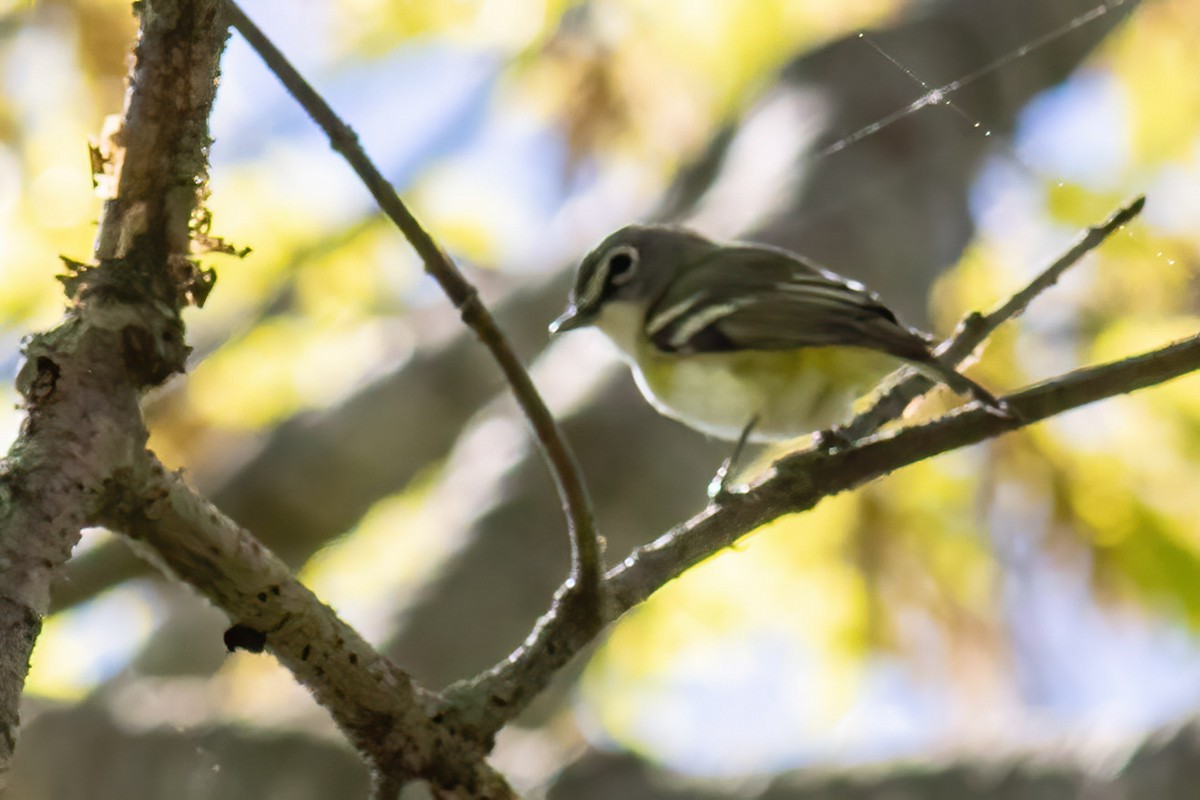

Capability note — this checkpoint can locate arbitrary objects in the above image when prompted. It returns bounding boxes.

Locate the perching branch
[842,195,1146,440]
[611,329,1200,610]
[439,199,1183,742]
[223,1,603,603]
[449,319,1200,741]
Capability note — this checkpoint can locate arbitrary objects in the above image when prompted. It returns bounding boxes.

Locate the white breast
[591,300,647,358]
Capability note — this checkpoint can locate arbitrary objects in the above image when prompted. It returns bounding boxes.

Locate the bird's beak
[549,304,591,335]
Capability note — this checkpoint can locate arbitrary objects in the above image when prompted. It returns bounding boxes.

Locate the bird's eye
[605,246,639,286]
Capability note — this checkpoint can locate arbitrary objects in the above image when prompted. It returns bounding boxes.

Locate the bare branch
[97,453,514,797]
[842,195,1146,440]
[92,0,225,311]
[0,0,226,784]
[223,1,603,602]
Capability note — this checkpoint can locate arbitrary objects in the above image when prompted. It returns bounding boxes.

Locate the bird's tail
[919,359,1014,419]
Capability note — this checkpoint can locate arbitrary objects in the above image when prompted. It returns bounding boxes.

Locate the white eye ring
[604,245,639,286]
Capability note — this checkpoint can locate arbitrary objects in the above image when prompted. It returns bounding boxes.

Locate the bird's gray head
[550,224,716,334]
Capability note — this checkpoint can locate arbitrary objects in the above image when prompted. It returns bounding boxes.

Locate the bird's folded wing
[644,247,932,362]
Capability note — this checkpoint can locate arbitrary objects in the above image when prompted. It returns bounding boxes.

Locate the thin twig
[841,195,1146,440]
[223,2,602,600]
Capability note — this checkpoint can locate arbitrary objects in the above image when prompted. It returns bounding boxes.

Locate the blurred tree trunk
[550,721,1200,800]
[13,702,1200,800]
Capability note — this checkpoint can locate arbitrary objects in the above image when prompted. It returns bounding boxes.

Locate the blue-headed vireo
[550,224,1005,442]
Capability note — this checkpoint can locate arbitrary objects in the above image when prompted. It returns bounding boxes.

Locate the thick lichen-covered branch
[1,0,517,793]
[0,0,225,786]
[97,453,513,798]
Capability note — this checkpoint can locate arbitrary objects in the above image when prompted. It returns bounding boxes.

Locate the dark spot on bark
[223,624,266,653]
[29,357,60,402]
[301,644,311,661]
[121,323,184,387]
[270,585,280,596]
[257,592,267,602]
[335,637,344,648]
[348,653,358,665]
[121,325,154,382]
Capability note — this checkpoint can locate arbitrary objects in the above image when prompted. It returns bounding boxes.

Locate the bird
[550,224,1006,446]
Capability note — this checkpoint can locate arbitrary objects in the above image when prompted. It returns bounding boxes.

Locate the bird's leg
[708,416,759,502]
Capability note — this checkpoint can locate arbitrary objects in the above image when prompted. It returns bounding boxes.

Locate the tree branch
[98,453,514,798]
[223,0,603,603]
[1,1,517,793]
[842,195,1145,440]
[0,0,225,785]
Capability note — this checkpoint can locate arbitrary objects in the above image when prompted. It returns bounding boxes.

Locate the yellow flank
[633,344,901,442]
[591,299,901,441]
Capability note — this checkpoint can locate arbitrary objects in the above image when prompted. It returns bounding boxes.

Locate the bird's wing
[644,246,933,362]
